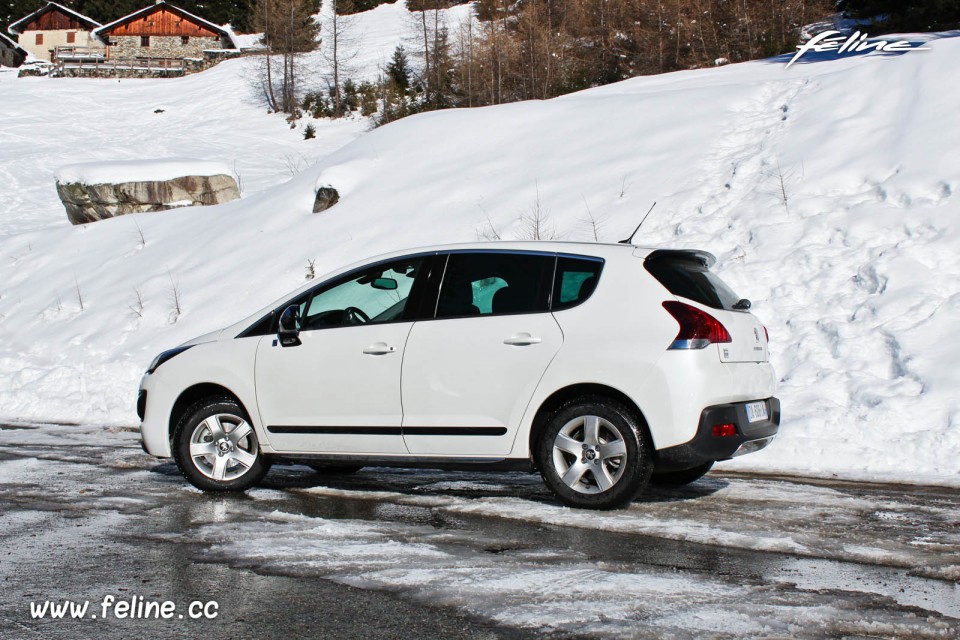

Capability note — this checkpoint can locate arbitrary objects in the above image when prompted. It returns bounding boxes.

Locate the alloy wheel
[551,415,628,493]
[189,413,258,481]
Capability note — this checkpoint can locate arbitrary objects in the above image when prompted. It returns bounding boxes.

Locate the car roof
[381,240,657,258]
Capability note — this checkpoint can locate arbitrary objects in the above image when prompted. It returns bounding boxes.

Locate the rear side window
[645,257,740,311]
[436,253,553,318]
[552,256,603,311]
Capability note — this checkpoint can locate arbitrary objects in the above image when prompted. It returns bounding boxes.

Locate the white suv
[138,242,779,509]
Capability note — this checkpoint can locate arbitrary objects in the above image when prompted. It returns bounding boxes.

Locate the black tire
[535,396,653,510]
[307,463,364,475]
[172,396,271,492]
[650,462,714,486]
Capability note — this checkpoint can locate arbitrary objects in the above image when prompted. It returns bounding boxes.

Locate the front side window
[299,257,424,331]
[435,253,553,319]
[36,33,43,45]
[140,36,150,47]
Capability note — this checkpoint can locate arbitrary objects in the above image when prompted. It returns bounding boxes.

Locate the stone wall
[54,49,246,78]
[107,34,224,60]
[59,64,186,78]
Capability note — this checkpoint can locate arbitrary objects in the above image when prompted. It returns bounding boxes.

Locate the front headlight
[145,345,193,375]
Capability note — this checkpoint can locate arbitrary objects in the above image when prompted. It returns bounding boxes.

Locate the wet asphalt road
[0,422,958,639]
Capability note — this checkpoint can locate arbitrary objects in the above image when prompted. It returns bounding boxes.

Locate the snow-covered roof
[93,1,231,41]
[7,2,102,36]
[0,32,27,56]
[220,24,259,51]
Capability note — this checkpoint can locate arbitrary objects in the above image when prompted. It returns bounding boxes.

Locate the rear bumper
[655,397,780,472]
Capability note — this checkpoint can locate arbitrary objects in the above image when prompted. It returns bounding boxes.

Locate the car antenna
[618,201,657,244]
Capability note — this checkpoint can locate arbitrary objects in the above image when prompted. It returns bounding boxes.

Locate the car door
[401,251,563,456]
[254,255,430,454]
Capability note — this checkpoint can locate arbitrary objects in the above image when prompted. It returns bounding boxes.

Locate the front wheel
[173,397,271,492]
[535,396,653,510]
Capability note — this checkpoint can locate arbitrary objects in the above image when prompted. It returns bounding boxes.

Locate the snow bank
[55,158,234,185]
[1,29,959,486]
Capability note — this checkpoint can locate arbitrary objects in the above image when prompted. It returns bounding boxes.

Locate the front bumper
[655,397,780,472]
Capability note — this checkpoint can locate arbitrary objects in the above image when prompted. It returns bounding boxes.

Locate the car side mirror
[278,305,301,347]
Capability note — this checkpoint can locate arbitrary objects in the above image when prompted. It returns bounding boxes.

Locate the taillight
[712,423,738,437]
[662,301,732,349]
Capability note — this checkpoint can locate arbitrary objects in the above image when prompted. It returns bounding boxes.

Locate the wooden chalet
[92,1,236,62]
[7,2,104,62]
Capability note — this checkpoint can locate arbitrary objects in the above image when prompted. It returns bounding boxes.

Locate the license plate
[745,401,768,423]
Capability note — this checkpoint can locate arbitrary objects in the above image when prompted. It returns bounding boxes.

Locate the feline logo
[787,31,930,69]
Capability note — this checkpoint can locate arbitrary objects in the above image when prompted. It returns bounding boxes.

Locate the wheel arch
[168,383,255,445]
[526,383,655,460]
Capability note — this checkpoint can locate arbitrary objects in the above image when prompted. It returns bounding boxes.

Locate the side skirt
[272,454,535,473]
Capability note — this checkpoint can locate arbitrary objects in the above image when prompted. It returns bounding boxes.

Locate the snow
[228,31,266,51]
[314,0,476,83]
[55,158,234,185]
[0,60,366,235]
[1,14,959,487]
[172,491,960,636]
[297,475,960,583]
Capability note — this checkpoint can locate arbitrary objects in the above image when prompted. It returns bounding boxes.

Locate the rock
[56,174,240,225]
[313,186,340,213]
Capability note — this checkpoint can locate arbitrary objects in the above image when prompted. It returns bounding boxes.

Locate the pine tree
[386,44,410,91]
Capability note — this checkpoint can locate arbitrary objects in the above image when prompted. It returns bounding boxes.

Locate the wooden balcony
[52,46,106,62]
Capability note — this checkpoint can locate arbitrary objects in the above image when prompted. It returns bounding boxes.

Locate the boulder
[54,159,240,225]
[313,185,340,213]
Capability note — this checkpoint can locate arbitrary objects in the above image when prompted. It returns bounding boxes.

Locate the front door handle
[503,333,542,346]
[362,343,397,355]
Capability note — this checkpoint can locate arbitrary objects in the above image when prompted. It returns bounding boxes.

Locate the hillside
[1,28,958,485]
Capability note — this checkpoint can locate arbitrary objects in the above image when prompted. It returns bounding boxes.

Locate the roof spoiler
[644,249,717,269]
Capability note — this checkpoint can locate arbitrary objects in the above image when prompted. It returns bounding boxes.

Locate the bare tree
[321,0,359,116]
[252,0,320,114]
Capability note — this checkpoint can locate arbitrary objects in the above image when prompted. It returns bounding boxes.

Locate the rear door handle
[504,334,542,346]
[362,343,396,355]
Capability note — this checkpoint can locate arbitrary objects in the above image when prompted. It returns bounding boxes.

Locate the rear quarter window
[644,257,740,311]
[552,256,603,311]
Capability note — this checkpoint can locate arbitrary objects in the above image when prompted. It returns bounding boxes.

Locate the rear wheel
[650,461,714,486]
[173,397,271,492]
[535,396,653,510]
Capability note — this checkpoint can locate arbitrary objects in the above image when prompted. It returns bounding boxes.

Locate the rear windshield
[644,257,741,310]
